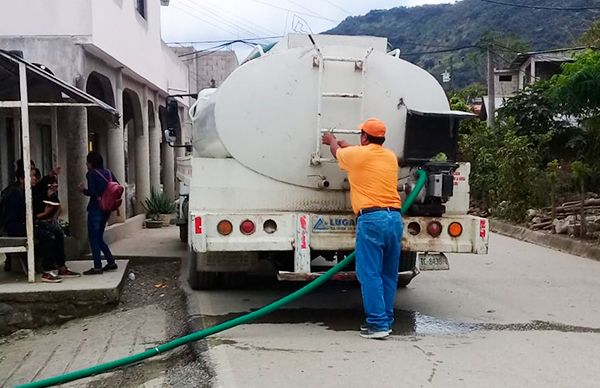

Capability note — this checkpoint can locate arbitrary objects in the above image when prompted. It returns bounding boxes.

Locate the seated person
[3,167,79,282]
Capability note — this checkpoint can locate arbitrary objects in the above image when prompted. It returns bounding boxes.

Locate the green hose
[19,170,427,388]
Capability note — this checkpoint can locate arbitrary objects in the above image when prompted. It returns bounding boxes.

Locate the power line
[179,0,260,38]
[171,4,240,38]
[248,0,341,23]
[167,36,282,45]
[402,45,482,56]
[480,0,600,11]
[323,0,353,16]
[177,41,242,58]
[196,0,280,37]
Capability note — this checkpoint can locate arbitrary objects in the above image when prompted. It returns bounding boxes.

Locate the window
[499,75,513,82]
[136,0,146,19]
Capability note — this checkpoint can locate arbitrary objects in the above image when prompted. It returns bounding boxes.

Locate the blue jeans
[88,209,114,269]
[355,210,403,331]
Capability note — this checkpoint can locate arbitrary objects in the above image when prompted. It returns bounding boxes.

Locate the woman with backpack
[79,151,122,275]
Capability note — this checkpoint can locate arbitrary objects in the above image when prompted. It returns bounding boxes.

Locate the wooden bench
[0,237,28,273]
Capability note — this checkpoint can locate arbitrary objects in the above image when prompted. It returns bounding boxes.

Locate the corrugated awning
[407,109,476,119]
[0,49,120,124]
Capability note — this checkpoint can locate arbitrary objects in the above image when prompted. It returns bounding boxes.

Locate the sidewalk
[104,226,187,261]
[0,226,205,387]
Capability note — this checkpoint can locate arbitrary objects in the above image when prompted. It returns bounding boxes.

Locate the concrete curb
[490,219,600,262]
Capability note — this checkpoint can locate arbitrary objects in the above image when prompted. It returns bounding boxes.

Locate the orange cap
[358,118,386,137]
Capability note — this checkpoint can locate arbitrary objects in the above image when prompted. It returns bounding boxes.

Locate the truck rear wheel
[179,224,188,243]
[189,269,220,290]
[221,272,248,288]
[188,252,219,290]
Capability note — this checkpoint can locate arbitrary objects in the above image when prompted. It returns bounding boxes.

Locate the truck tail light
[407,222,421,236]
[240,219,256,235]
[217,220,233,236]
[426,221,442,238]
[448,222,463,237]
[263,219,277,234]
[194,216,202,234]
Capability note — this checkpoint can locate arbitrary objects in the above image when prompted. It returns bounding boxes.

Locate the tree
[580,20,600,48]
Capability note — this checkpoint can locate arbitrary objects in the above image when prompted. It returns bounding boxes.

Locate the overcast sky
[161,0,457,60]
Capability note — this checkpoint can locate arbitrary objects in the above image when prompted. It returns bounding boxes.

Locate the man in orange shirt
[322,118,403,339]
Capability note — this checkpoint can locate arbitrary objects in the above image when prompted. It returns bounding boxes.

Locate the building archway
[86,72,115,164]
[122,88,146,217]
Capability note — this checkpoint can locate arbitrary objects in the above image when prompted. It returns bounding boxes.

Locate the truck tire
[189,269,220,290]
[221,272,248,289]
[398,251,417,288]
[179,224,188,243]
[188,252,219,290]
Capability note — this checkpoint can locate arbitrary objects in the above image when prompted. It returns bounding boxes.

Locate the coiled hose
[18,170,427,388]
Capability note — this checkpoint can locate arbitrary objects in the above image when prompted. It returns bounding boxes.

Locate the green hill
[327,0,600,88]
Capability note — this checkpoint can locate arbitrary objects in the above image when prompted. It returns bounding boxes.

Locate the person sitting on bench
[3,166,79,282]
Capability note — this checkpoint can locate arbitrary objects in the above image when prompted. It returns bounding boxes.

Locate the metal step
[322,56,363,63]
[320,128,361,135]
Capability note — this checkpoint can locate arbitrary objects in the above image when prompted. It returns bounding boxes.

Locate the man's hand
[322,133,337,146]
[78,182,86,193]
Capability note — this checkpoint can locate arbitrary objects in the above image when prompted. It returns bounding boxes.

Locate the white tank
[189,34,452,190]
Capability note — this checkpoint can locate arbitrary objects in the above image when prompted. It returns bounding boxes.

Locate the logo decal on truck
[300,215,308,249]
[313,216,356,232]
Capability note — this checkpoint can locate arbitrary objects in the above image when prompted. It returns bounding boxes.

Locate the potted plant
[143,189,176,227]
[145,213,163,229]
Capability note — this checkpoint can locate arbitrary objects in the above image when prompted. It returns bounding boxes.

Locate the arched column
[148,94,161,192]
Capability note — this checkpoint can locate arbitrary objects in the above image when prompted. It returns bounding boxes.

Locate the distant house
[494,47,587,98]
[481,47,587,121]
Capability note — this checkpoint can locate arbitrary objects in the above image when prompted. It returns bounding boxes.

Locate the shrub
[143,189,176,216]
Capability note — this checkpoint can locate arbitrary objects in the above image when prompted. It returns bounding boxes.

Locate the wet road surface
[187,233,600,387]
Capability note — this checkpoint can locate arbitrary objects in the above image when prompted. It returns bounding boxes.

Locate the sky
[161,0,457,60]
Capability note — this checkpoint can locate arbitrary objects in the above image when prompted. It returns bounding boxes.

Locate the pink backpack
[96,170,124,213]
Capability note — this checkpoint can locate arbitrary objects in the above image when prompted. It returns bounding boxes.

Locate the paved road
[188,233,600,388]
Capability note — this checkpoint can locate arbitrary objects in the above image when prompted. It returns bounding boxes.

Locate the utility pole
[487,44,496,129]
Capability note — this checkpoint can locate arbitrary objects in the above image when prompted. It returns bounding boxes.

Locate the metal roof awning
[407,109,476,119]
[0,49,120,124]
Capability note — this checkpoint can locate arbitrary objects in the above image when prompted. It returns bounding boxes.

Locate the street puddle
[192,309,600,336]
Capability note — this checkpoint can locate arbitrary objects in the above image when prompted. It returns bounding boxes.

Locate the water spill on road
[192,309,600,336]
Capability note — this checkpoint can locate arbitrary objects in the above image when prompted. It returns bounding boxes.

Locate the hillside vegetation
[327,0,599,88]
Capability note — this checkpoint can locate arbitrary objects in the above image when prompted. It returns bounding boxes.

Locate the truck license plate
[418,253,449,271]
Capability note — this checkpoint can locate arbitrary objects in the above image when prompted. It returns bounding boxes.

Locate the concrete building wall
[172,48,238,94]
[494,71,519,98]
[0,0,188,96]
[0,0,92,37]
[0,37,87,83]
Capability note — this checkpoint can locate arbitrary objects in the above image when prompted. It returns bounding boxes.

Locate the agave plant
[143,189,176,216]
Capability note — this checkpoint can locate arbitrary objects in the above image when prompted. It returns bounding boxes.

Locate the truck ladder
[311,48,374,165]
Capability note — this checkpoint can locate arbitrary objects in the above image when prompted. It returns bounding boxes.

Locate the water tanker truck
[165,34,489,290]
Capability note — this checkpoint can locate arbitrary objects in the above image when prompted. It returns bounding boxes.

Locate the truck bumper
[189,212,488,273]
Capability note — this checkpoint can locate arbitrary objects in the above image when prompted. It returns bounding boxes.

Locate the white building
[0,0,189,251]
